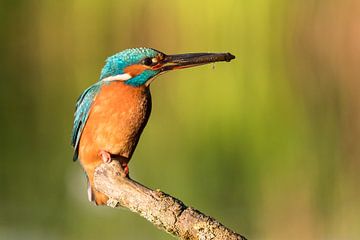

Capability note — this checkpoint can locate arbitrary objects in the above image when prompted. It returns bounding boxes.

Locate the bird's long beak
[159,52,235,71]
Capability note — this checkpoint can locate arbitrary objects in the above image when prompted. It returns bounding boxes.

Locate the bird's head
[99,47,235,87]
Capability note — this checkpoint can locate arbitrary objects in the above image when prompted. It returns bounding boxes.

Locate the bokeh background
[1,0,359,239]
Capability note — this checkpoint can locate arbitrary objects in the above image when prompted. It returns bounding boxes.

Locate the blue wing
[71,82,103,161]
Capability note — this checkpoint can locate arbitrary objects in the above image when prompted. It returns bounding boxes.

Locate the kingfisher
[71,48,235,205]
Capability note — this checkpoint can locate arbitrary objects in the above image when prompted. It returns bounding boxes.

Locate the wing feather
[71,82,102,161]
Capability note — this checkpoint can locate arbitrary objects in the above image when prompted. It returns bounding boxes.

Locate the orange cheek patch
[124,64,148,77]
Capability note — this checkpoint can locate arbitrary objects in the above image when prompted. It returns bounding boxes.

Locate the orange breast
[78,81,152,167]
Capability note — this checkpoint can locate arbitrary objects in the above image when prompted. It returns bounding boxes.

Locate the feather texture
[71,82,103,161]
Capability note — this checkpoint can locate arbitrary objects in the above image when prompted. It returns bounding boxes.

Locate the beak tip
[226,53,236,62]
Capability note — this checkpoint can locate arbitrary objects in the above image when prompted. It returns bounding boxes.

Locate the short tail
[85,174,95,202]
[85,173,109,205]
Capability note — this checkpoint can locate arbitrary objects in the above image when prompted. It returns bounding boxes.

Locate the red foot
[121,162,129,176]
[99,150,112,163]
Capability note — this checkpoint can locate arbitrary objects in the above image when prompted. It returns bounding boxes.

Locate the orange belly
[78,81,151,204]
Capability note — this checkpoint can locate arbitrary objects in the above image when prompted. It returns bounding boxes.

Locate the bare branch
[94,161,247,240]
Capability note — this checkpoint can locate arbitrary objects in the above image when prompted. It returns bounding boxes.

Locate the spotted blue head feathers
[100,48,163,87]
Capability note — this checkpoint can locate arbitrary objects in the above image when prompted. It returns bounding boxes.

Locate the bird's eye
[142,57,153,66]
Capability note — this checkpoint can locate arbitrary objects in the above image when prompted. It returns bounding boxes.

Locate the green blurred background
[1,0,359,239]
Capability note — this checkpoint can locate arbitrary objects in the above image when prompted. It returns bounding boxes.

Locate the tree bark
[94,161,247,240]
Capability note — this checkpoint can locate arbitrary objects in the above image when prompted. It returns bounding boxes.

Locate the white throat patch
[101,73,132,82]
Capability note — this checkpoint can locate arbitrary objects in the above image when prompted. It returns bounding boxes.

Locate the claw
[99,150,112,163]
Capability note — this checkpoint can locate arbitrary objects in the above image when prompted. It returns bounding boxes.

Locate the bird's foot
[98,150,112,163]
[121,162,129,177]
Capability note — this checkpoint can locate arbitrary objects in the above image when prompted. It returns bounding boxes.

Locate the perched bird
[71,48,235,205]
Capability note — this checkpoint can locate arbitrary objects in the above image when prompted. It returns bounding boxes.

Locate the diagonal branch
[94,161,247,240]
